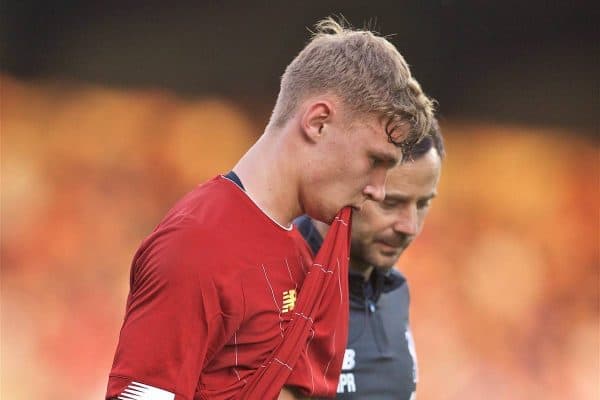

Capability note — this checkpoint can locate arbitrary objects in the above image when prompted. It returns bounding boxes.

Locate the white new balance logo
[118,381,175,400]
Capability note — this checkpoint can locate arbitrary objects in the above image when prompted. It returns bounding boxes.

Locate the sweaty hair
[269,17,435,153]
[404,117,445,162]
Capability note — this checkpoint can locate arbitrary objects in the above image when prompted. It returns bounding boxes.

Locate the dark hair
[404,118,445,162]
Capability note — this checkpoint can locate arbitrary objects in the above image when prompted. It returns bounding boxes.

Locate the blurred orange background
[1,74,597,399]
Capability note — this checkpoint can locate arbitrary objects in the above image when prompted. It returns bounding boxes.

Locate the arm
[106,229,231,399]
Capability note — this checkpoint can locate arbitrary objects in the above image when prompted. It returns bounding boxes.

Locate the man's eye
[417,199,431,210]
[380,201,397,210]
[370,157,385,168]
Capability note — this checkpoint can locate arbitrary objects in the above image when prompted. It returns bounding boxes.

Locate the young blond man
[107,17,434,400]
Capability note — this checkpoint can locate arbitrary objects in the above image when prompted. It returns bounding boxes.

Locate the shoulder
[130,220,246,319]
[382,268,407,293]
[374,268,409,306]
[165,176,244,221]
[132,178,246,283]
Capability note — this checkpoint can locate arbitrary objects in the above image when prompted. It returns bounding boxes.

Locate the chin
[305,203,335,224]
[319,209,337,224]
[313,211,336,225]
[372,254,401,270]
[374,265,396,274]
[373,262,397,271]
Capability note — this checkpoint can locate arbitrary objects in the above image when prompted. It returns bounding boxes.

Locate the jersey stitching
[336,258,343,302]
[260,263,285,337]
[313,263,334,274]
[305,328,316,394]
[322,326,337,393]
[284,258,298,291]
[232,330,241,380]
[298,255,308,275]
[273,357,293,370]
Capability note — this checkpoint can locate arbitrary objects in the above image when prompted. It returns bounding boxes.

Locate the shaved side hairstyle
[269,17,435,153]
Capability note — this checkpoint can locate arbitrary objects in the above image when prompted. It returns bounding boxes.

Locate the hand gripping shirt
[107,176,350,400]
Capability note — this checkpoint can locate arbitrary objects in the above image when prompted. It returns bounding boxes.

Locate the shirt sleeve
[106,227,238,400]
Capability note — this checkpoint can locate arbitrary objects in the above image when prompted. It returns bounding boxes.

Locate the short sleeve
[106,228,238,400]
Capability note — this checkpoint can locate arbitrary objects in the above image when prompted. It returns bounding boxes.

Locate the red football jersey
[236,207,352,399]
[106,176,347,400]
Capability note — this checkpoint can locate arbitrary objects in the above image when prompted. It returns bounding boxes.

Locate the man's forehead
[361,115,412,147]
[363,119,403,164]
[385,149,441,193]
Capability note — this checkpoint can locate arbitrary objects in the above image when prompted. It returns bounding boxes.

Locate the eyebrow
[373,149,400,167]
[385,192,437,202]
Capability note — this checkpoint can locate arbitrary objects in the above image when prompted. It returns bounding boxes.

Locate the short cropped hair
[404,118,445,162]
[270,17,435,152]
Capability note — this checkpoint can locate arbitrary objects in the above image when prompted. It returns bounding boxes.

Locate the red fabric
[107,176,314,399]
[235,207,353,399]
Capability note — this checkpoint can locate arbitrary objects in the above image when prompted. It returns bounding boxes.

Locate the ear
[300,100,334,143]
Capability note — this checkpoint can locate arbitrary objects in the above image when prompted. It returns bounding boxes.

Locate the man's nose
[364,184,385,202]
[363,169,388,202]
[393,205,418,236]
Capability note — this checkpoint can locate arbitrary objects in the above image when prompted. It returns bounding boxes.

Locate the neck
[350,261,374,281]
[233,128,301,227]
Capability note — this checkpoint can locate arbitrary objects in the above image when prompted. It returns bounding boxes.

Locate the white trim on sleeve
[118,381,175,400]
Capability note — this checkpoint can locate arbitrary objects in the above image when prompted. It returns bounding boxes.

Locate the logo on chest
[282,289,297,313]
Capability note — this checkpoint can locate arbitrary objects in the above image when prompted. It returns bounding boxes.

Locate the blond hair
[270,17,435,151]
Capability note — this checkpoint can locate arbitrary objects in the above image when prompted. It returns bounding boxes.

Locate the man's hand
[278,386,313,400]
[278,387,297,400]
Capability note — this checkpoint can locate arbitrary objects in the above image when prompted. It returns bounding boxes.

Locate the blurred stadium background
[1,1,598,399]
